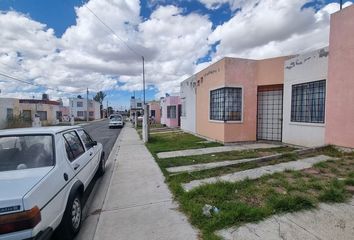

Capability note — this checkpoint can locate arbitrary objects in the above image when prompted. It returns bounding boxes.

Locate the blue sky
[0,0,352,109]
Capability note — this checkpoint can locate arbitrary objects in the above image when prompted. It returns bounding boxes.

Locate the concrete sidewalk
[182,155,333,191]
[217,197,354,240]
[157,143,283,159]
[93,124,198,240]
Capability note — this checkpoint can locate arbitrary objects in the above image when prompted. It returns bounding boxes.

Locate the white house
[0,98,20,129]
[180,75,196,133]
[130,96,143,110]
[69,98,100,120]
[282,47,329,147]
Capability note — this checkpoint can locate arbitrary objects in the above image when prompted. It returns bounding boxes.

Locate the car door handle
[89,152,93,156]
[73,163,80,170]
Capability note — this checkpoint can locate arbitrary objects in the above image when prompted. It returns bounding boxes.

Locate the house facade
[69,98,100,120]
[148,101,161,124]
[194,56,287,143]
[0,95,62,129]
[180,75,196,133]
[130,96,143,121]
[282,48,328,147]
[160,95,181,128]
[0,98,21,129]
[19,98,61,125]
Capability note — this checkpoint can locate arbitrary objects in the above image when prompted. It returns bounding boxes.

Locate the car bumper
[109,123,123,127]
[0,228,52,240]
[26,228,53,240]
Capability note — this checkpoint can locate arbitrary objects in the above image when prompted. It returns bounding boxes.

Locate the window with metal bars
[210,87,242,121]
[291,80,326,123]
[167,106,176,119]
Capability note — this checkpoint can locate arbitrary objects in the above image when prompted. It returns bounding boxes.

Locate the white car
[108,115,123,128]
[0,126,105,240]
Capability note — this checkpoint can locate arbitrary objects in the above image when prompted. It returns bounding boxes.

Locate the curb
[90,126,127,240]
[78,125,125,240]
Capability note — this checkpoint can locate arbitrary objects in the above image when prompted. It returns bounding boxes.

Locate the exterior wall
[180,75,196,133]
[148,101,161,124]
[224,58,258,142]
[130,97,143,109]
[195,57,286,143]
[19,102,60,125]
[160,96,181,128]
[256,56,289,86]
[196,59,226,142]
[326,5,354,148]
[69,98,101,120]
[0,98,20,129]
[283,47,329,147]
[160,98,167,125]
[60,106,70,121]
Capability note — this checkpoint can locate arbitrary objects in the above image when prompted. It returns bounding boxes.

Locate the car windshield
[111,116,121,121]
[0,135,54,172]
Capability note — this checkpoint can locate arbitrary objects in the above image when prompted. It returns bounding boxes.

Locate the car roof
[0,126,82,136]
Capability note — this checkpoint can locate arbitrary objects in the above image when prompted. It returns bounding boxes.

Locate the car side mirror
[91,141,97,147]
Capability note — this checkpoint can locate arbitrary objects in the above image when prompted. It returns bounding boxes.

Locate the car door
[77,129,100,180]
[62,131,92,188]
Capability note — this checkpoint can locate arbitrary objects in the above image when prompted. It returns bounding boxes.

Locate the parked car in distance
[109,114,124,128]
[0,126,105,240]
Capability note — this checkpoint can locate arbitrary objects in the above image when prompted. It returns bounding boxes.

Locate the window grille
[167,106,176,119]
[291,80,326,123]
[210,87,242,121]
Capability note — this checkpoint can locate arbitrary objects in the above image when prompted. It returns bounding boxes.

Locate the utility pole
[142,56,149,143]
[86,88,89,122]
[142,56,145,104]
[106,100,109,118]
[340,0,343,10]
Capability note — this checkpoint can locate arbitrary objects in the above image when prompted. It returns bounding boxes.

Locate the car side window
[77,130,94,149]
[63,131,85,162]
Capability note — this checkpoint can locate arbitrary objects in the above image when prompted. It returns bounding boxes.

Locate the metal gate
[257,85,283,141]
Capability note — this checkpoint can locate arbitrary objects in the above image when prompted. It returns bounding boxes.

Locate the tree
[93,91,107,118]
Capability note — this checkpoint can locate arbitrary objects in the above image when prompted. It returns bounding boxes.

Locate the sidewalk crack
[285,216,322,240]
[102,199,172,212]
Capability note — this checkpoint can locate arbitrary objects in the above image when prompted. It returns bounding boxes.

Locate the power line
[0,71,75,94]
[82,2,142,58]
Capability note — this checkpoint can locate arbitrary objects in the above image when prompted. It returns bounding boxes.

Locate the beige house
[0,95,61,129]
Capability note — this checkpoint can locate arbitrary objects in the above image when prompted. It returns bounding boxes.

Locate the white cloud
[0,1,212,100]
[208,0,353,59]
[0,0,353,102]
[198,0,254,11]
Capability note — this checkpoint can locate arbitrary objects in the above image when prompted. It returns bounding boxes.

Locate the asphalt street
[82,119,122,160]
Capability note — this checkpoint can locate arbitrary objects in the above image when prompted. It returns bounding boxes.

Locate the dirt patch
[345,186,354,194]
[258,151,273,157]
[274,187,287,195]
[303,168,320,175]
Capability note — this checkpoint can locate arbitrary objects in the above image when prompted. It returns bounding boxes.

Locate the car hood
[0,167,53,215]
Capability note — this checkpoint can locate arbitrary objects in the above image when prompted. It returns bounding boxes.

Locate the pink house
[160,95,181,128]
[148,101,161,124]
[325,5,354,148]
[195,56,288,143]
